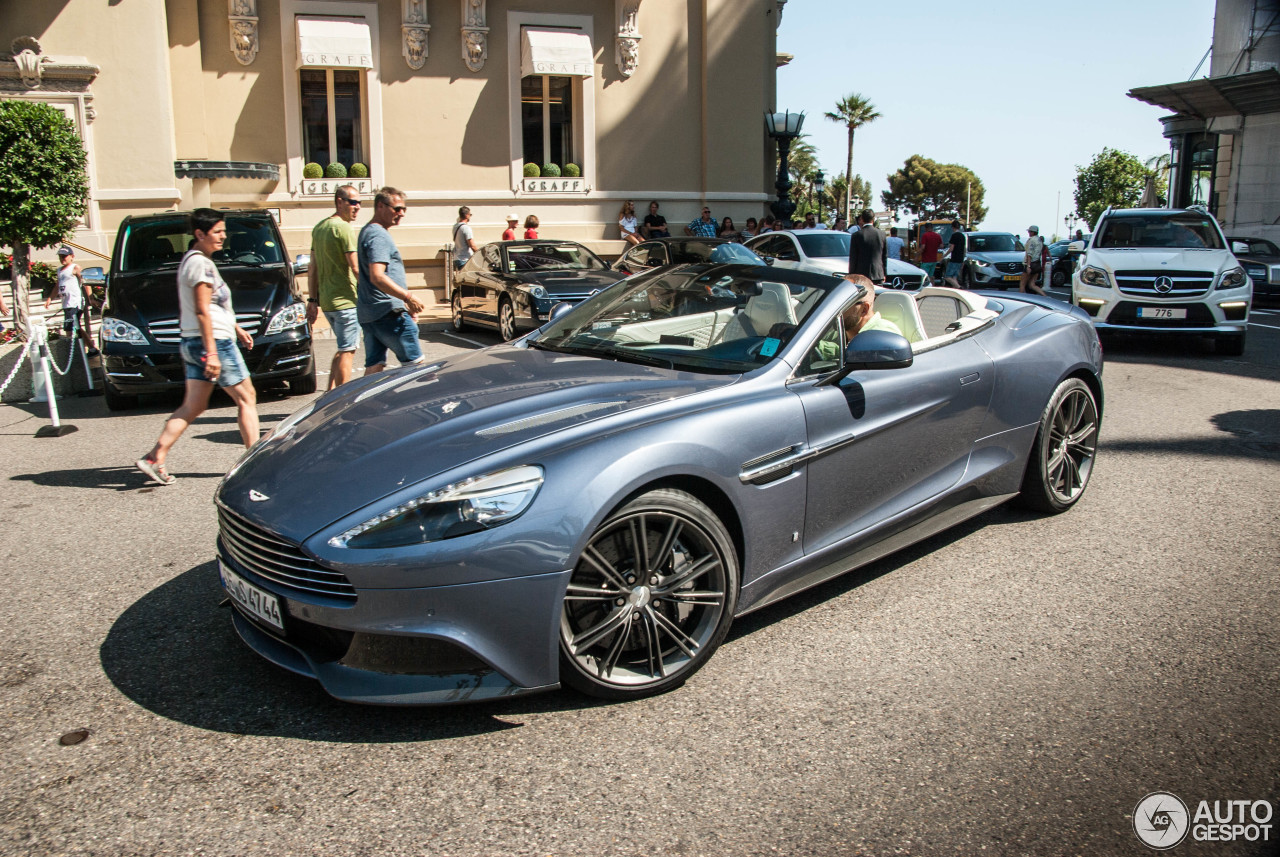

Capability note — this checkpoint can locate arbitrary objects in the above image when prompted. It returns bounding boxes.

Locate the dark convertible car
[216,265,1104,706]
[611,237,765,276]
[452,239,626,340]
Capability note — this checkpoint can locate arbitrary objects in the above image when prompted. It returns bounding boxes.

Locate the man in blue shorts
[307,184,362,388]
[944,220,967,289]
[357,186,426,375]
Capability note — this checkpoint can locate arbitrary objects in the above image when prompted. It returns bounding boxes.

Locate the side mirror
[547,301,574,323]
[820,330,913,385]
[1231,241,1249,255]
[763,256,774,266]
[82,266,106,286]
[293,253,310,274]
[1067,241,1085,254]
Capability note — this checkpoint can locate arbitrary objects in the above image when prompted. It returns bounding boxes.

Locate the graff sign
[301,178,374,196]
[520,177,586,194]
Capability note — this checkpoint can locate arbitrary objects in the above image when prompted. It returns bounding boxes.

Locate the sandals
[136,457,176,486]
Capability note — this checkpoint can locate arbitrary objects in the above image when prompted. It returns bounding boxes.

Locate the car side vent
[475,402,618,437]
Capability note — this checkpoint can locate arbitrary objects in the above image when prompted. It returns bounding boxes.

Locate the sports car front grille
[547,290,599,303]
[217,504,356,602]
[1114,270,1213,298]
[994,261,1024,274]
[148,312,261,344]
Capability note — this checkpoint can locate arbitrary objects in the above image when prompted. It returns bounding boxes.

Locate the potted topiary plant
[325,162,348,178]
[541,163,561,178]
[563,163,581,177]
[523,163,540,177]
[303,162,323,179]
[349,163,368,178]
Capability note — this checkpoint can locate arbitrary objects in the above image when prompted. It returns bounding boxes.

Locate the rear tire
[1018,377,1099,514]
[1051,268,1067,288]
[103,380,139,412]
[451,290,467,332]
[1216,333,1245,356]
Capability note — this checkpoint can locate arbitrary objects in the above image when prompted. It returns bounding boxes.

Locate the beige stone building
[2,0,784,303]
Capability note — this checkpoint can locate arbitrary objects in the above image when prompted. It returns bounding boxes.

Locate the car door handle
[959,372,980,386]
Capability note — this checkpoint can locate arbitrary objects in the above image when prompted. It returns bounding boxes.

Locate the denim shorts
[324,308,360,352]
[921,262,937,277]
[62,308,82,333]
[945,262,962,278]
[361,310,424,368]
[181,337,250,387]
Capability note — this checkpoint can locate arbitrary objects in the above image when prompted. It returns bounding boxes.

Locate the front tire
[288,359,317,395]
[1216,333,1245,356]
[497,297,517,341]
[103,380,139,412]
[1018,377,1099,513]
[559,488,739,701]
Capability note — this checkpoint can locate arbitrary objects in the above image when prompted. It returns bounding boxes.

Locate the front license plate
[1137,306,1188,319]
[219,559,284,631]
[1003,275,1021,282]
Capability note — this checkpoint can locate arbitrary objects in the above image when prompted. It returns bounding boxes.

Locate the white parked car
[744,229,930,290]
[1070,207,1252,355]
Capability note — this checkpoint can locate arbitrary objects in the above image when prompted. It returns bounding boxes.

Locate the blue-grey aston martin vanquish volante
[215,265,1103,704]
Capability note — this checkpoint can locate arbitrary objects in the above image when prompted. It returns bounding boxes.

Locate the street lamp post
[1065,211,1079,239]
[813,169,825,223]
[765,110,804,226]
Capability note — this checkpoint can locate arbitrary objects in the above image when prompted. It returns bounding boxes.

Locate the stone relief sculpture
[403,0,431,69]
[228,0,259,66]
[615,0,642,78]
[461,0,488,73]
[10,36,44,87]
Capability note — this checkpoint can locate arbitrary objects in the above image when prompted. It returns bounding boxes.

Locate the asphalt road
[1,300,1277,856]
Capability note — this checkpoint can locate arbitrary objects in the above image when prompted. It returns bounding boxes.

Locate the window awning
[296,17,373,69]
[1127,69,1280,119]
[521,29,594,77]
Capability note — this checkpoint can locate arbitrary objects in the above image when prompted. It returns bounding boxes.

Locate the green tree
[0,100,90,339]
[881,155,987,226]
[1073,148,1159,228]
[827,172,871,222]
[824,93,881,223]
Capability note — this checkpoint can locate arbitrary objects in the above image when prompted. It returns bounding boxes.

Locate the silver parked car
[216,264,1104,704]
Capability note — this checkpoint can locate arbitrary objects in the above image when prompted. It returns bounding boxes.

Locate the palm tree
[825,93,881,222]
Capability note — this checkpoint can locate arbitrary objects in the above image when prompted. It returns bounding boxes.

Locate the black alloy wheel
[559,488,739,700]
[497,297,517,341]
[1051,268,1067,288]
[450,290,466,332]
[1019,377,1100,513]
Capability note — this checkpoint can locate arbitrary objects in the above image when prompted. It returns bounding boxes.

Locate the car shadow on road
[99,562,605,742]
[10,466,227,491]
[1101,408,1280,462]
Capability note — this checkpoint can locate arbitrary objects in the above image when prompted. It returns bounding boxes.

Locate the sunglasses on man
[340,196,361,206]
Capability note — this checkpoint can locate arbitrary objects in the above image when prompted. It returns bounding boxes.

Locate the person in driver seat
[815,274,903,360]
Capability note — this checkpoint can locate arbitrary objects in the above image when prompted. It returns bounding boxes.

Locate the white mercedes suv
[1071,207,1252,355]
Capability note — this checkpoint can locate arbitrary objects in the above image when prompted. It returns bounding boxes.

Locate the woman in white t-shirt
[618,201,641,246]
[136,208,260,485]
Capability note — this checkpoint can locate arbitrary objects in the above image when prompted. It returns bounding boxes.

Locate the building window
[300,68,366,170]
[521,75,574,168]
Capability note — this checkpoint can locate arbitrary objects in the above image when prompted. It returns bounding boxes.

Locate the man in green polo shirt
[307,184,362,388]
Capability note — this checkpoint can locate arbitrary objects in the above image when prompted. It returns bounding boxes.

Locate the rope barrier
[0,337,34,398]
[46,335,78,376]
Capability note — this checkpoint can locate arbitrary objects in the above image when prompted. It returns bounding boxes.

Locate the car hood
[106,265,288,324]
[1085,248,1235,272]
[220,345,733,538]
[516,269,626,293]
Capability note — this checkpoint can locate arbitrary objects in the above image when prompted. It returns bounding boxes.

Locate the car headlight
[1241,263,1265,280]
[1079,266,1111,288]
[101,318,148,344]
[971,259,992,268]
[329,465,545,549]
[529,285,549,299]
[265,302,307,334]
[1217,266,1249,290]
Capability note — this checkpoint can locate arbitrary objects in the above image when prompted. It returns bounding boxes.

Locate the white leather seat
[870,290,925,343]
[720,281,796,342]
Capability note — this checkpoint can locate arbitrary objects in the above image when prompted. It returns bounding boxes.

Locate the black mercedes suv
[99,210,315,410]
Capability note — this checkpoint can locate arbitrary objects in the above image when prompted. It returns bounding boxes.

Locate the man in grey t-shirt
[357,186,426,374]
[452,205,479,270]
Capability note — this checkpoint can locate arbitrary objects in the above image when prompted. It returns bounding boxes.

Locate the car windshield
[796,232,850,258]
[707,243,765,265]
[117,216,284,273]
[532,266,834,374]
[505,243,606,272]
[1230,238,1280,256]
[968,234,1020,253]
[1096,214,1224,249]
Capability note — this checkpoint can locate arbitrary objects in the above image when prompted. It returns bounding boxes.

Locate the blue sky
[776,0,1216,237]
